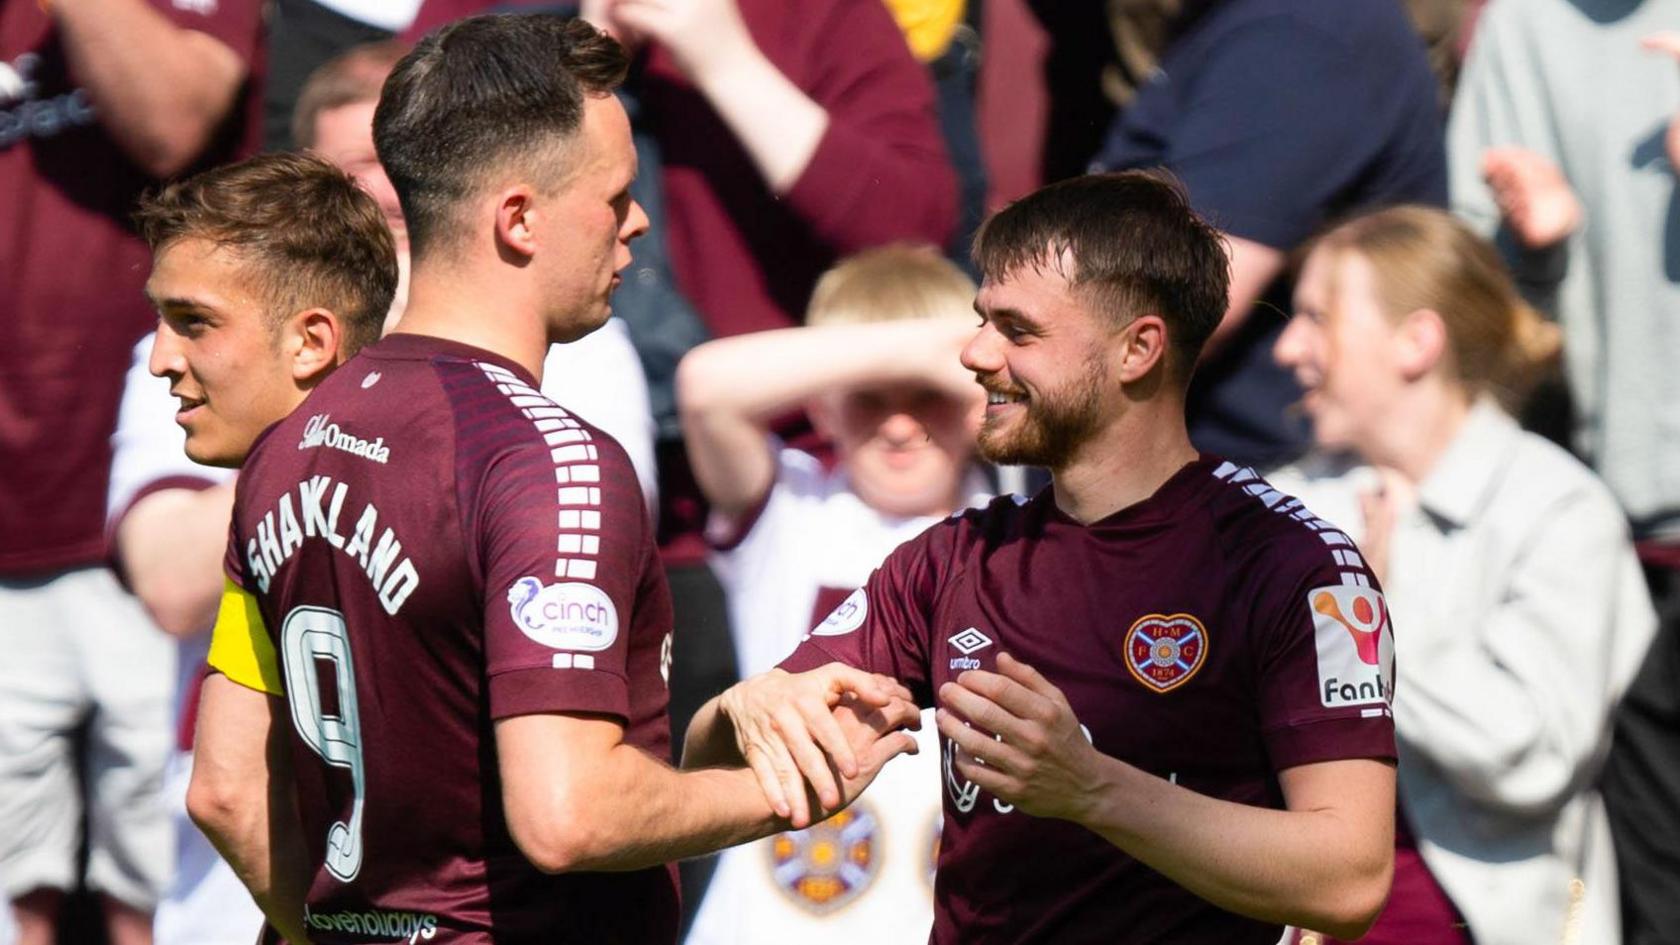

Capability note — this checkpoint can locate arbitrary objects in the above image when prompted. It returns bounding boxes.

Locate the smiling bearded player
[684,171,1400,944]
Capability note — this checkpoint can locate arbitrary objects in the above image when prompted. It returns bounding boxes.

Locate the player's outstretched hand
[803,697,923,823]
[936,652,1104,822]
[719,664,915,827]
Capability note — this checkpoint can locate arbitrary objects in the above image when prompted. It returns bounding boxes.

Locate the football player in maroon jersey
[138,149,398,945]
[687,172,1400,944]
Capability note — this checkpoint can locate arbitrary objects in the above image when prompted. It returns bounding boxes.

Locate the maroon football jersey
[782,457,1397,944]
[226,334,677,943]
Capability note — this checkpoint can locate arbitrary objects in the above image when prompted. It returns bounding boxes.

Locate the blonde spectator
[0,1,263,942]
[1271,206,1656,945]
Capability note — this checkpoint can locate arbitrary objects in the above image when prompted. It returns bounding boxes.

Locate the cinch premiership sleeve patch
[208,576,284,696]
[465,360,643,723]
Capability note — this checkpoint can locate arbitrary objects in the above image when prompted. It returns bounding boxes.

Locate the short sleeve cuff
[488,666,629,723]
[110,474,219,532]
[784,121,867,237]
[1264,715,1397,771]
[107,474,222,580]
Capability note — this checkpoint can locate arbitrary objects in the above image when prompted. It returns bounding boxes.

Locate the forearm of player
[49,0,244,177]
[1075,757,1394,940]
[940,655,1391,939]
[498,713,783,873]
[187,675,315,944]
[115,483,235,637]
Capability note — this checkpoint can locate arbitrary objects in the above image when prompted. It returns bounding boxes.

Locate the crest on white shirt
[767,801,882,913]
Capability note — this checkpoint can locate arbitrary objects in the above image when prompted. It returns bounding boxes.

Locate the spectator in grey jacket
[1270,206,1655,945]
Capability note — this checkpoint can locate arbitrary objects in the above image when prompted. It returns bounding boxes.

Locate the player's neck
[1049,408,1197,525]
[392,264,550,383]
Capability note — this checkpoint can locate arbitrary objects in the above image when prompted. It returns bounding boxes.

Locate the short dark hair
[136,150,397,353]
[973,171,1230,376]
[373,14,628,259]
[291,39,410,149]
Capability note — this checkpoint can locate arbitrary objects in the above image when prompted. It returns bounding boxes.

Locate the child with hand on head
[677,244,990,945]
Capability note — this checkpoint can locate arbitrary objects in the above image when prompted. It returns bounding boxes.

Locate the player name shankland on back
[243,473,419,615]
[299,412,391,464]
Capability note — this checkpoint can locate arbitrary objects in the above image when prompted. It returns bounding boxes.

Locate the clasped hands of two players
[720,653,1107,828]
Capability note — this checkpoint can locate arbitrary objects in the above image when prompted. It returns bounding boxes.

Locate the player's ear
[493,185,539,262]
[286,308,343,385]
[1115,314,1169,384]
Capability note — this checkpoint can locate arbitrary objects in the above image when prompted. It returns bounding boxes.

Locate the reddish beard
[976,353,1108,470]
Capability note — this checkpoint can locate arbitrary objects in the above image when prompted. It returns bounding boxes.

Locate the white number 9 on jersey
[280,606,367,883]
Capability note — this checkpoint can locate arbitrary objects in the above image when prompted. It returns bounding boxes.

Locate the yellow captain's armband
[208,577,284,696]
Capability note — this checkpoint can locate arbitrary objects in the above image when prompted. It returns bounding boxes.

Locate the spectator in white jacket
[1269,206,1656,945]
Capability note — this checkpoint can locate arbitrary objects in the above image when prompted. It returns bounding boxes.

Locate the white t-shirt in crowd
[687,446,990,945]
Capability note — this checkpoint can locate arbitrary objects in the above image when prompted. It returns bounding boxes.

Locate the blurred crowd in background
[2,0,1678,943]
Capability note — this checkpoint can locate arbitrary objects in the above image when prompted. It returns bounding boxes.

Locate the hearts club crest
[1124,614,1209,693]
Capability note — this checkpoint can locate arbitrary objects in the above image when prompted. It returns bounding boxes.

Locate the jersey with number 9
[212,335,678,943]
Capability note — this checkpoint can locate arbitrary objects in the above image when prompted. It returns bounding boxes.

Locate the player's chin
[975,422,1037,467]
[182,433,240,469]
[588,294,614,328]
[555,307,611,343]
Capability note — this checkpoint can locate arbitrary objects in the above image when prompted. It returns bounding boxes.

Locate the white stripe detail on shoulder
[1212,462,1373,587]
[476,362,605,582]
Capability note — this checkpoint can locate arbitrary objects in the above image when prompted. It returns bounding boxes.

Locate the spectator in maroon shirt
[408,0,956,339]
[0,2,261,943]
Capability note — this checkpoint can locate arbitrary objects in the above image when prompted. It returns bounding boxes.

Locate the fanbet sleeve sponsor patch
[1308,585,1394,709]
[812,588,867,637]
[506,577,618,651]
